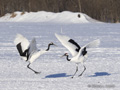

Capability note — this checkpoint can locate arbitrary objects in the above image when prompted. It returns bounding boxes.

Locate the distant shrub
[10,13,17,18]
[21,11,25,15]
[78,14,80,18]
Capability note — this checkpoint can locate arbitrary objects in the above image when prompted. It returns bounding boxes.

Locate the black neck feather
[46,44,51,51]
[66,55,71,61]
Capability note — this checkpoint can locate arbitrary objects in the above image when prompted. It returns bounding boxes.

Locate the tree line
[0,0,120,22]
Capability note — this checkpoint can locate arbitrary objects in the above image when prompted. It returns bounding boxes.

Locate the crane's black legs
[27,63,41,74]
[71,64,78,78]
[78,65,86,77]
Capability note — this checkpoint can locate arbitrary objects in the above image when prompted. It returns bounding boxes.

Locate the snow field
[0,22,119,90]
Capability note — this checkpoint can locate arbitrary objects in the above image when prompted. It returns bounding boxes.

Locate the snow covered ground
[0,12,120,90]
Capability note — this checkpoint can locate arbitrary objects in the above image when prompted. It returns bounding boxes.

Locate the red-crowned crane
[55,33,100,78]
[14,34,56,74]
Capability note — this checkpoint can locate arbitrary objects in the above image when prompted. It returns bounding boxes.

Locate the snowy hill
[0,11,100,23]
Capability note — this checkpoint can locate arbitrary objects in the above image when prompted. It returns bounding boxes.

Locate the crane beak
[53,43,57,46]
[60,54,65,58]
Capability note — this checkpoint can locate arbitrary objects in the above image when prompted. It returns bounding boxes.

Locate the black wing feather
[82,47,87,56]
[16,43,28,57]
[68,39,81,52]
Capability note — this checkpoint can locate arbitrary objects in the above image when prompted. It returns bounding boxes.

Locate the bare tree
[0,0,120,22]
[78,0,81,12]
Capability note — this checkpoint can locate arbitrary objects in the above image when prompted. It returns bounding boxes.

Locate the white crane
[14,34,56,74]
[55,33,100,78]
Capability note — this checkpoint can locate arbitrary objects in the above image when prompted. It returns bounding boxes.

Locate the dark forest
[0,0,120,22]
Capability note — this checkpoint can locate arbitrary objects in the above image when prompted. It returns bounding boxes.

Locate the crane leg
[27,63,41,74]
[71,64,78,78]
[78,65,86,77]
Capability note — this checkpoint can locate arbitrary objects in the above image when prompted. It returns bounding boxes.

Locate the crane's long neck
[66,55,71,61]
[46,44,51,51]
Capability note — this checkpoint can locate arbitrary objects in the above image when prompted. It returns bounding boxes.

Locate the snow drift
[0,11,100,23]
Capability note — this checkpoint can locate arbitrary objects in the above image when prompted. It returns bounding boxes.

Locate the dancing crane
[55,33,100,78]
[14,34,56,74]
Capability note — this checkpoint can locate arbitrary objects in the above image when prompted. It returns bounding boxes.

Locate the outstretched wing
[14,34,30,60]
[77,39,100,57]
[28,38,38,56]
[84,39,100,48]
[55,33,80,56]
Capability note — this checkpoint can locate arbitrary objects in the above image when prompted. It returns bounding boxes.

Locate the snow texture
[0,11,119,90]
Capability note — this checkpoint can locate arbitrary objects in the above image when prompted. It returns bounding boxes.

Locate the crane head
[49,42,57,46]
[61,53,68,58]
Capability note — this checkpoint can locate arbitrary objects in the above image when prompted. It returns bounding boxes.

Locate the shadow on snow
[89,72,111,77]
[45,73,71,78]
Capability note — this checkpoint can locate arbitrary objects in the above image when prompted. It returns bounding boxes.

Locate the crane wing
[14,34,30,60]
[84,39,100,48]
[28,38,38,56]
[76,39,100,58]
[55,33,80,56]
